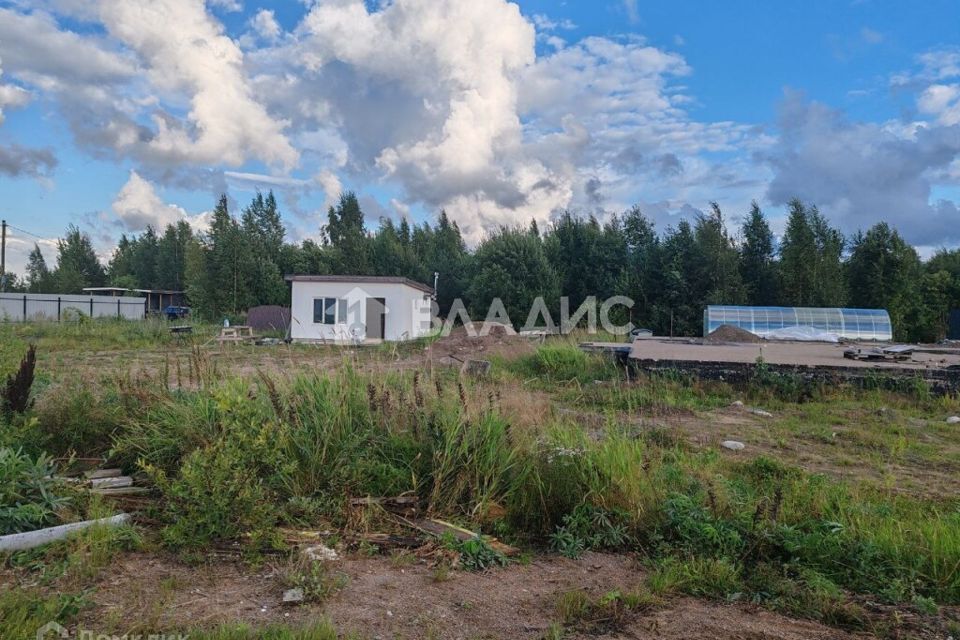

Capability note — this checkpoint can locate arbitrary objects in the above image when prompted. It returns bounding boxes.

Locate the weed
[1,344,36,415]
[431,563,453,582]
[278,555,347,603]
[0,447,70,534]
[550,504,630,558]
[455,536,508,571]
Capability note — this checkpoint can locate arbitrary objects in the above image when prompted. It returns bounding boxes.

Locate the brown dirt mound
[705,324,763,344]
[427,322,534,362]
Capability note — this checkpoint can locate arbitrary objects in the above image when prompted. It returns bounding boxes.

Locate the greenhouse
[703,306,893,341]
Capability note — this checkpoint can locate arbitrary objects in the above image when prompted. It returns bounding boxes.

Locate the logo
[36,622,69,640]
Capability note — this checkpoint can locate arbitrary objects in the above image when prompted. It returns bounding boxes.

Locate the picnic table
[217,325,256,343]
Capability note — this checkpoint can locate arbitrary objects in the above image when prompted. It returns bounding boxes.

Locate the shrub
[0,447,70,535]
[147,446,280,551]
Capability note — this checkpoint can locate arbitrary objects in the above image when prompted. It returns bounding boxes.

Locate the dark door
[366,297,386,340]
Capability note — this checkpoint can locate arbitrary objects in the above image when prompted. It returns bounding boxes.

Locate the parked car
[164,305,191,321]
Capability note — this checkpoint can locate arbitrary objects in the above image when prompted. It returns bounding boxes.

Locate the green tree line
[8,192,960,341]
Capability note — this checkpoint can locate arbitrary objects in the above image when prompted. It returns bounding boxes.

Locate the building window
[313,298,349,325]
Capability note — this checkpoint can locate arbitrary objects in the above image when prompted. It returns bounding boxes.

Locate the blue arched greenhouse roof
[704,306,892,341]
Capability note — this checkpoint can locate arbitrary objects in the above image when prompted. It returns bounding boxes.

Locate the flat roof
[82,288,184,294]
[628,338,960,371]
[285,275,434,295]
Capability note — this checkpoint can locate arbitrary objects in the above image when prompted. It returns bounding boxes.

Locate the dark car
[164,305,191,320]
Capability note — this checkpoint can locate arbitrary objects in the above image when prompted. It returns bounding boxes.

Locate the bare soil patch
[426,323,535,364]
[70,550,867,639]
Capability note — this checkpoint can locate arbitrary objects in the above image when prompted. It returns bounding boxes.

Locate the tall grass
[110,364,960,606]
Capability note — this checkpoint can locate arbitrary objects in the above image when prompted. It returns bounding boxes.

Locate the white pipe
[0,514,131,553]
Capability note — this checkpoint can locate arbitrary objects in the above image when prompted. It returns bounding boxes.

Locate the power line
[5,223,48,241]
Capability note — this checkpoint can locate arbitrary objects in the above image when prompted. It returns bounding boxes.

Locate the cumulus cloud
[762,91,960,245]
[273,0,752,240]
[95,0,297,170]
[111,171,210,232]
[294,0,569,238]
[0,4,296,177]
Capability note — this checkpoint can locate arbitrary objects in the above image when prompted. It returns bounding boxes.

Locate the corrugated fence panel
[0,294,146,322]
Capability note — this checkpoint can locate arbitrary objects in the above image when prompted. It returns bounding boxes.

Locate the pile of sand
[704,324,763,344]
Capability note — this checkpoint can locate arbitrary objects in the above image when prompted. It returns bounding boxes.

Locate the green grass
[5,323,960,635]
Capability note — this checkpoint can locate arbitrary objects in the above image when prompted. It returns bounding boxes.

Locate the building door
[365,297,386,340]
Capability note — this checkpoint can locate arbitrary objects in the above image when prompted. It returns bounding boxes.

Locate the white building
[286,275,435,343]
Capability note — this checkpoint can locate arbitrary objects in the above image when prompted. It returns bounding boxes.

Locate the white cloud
[531,14,576,31]
[0,60,31,125]
[314,169,343,210]
[249,8,281,40]
[918,84,960,126]
[207,0,242,12]
[0,8,135,85]
[94,0,297,171]
[112,171,210,232]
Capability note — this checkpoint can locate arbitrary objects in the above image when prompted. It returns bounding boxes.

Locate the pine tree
[693,203,746,305]
[52,225,106,293]
[423,211,468,315]
[324,192,370,274]
[779,199,817,306]
[622,205,660,328]
[739,201,777,305]
[25,244,51,293]
[847,222,922,340]
[241,191,287,306]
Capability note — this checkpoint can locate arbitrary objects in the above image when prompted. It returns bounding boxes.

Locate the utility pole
[0,219,6,292]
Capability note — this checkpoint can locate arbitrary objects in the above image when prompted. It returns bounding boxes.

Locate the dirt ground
[75,550,860,639]
[636,403,960,499]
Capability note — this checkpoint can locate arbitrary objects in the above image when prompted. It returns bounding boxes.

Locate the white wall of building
[289,280,433,342]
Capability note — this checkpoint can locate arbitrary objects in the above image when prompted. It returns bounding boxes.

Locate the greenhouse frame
[703,306,893,341]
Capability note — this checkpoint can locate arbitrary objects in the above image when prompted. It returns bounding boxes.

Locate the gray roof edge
[285,274,434,294]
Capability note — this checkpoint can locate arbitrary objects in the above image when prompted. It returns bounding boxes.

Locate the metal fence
[0,293,146,322]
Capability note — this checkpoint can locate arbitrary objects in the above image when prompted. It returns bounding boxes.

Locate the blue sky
[0,0,958,274]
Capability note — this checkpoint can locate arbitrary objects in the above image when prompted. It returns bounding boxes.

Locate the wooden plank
[84,468,123,480]
[91,486,150,496]
[406,517,519,556]
[89,476,133,490]
[350,496,419,507]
